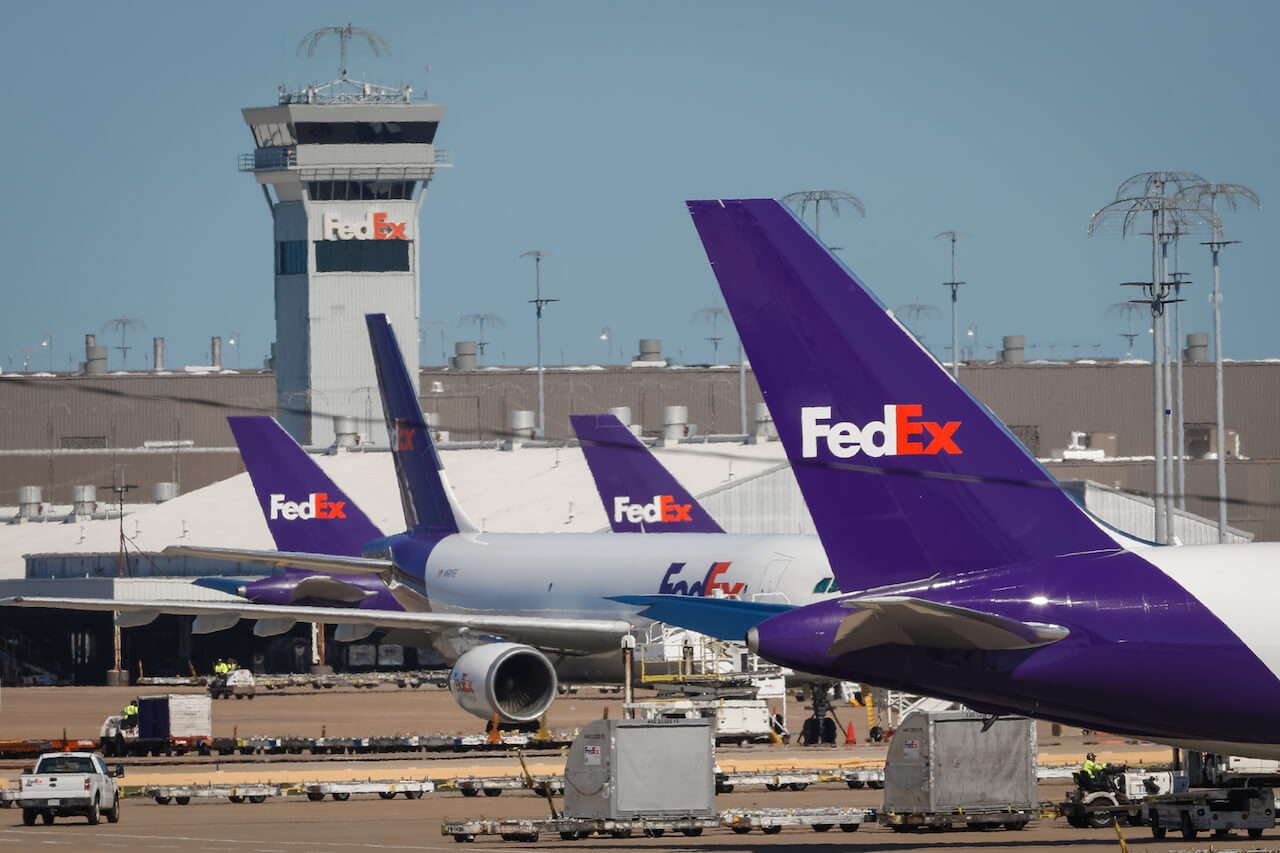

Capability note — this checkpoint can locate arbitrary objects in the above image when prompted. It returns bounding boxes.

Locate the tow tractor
[1060,765,1176,828]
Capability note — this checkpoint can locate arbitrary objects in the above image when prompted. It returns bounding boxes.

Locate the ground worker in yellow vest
[121,700,138,728]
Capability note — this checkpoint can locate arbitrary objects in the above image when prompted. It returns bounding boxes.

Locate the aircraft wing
[163,545,394,576]
[0,596,634,653]
[830,596,1069,655]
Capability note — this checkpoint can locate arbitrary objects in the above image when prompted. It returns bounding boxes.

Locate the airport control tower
[240,74,448,447]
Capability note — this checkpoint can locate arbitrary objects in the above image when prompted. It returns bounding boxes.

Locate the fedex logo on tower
[268,493,348,521]
[800,405,961,459]
[613,495,693,525]
[322,212,407,241]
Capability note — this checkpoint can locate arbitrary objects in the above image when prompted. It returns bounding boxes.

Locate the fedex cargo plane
[5,314,834,726]
[624,198,1280,758]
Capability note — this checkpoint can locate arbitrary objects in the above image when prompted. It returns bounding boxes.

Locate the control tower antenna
[297,24,390,76]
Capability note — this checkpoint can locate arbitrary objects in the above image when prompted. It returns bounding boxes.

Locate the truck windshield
[36,757,94,774]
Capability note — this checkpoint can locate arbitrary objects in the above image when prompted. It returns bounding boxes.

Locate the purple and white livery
[629,198,1280,758]
[571,412,725,534]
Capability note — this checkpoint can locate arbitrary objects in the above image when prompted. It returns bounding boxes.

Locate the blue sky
[3,1,1277,372]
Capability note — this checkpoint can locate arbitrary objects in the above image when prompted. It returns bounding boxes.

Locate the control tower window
[307,180,416,201]
[315,240,411,273]
[276,241,307,275]
[295,122,438,145]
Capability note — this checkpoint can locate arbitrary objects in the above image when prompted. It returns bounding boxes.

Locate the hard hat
[1086,752,1096,760]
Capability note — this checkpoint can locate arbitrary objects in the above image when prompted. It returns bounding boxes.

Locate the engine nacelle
[449,643,558,723]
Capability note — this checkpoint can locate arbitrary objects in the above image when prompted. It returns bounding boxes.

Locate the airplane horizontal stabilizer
[612,595,793,643]
[829,596,1069,655]
[164,545,393,577]
[192,577,243,596]
[0,596,634,650]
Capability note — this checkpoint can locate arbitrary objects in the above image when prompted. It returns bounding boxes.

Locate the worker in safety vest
[122,700,139,728]
[1082,751,1108,781]
[214,659,228,676]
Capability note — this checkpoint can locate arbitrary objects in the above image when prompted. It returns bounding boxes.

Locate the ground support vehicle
[442,809,878,842]
[302,779,433,801]
[843,767,886,789]
[450,774,562,798]
[15,751,122,826]
[713,766,843,794]
[721,806,875,834]
[1140,786,1275,840]
[208,668,255,700]
[625,696,775,746]
[443,814,722,842]
[1058,768,1179,828]
[100,694,212,757]
[147,783,279,805]
[880,805,1037,832]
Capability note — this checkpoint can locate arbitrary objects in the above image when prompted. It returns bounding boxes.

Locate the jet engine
[448,643,558,723]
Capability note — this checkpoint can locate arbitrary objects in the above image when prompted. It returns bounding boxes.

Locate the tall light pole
[1177,182,1261,541]
[521,250,556,438]
[228,330,241,369]
[1090,191,1218,545]
[599,326,612,363]
[40,333,53,371]
[935,231,969,379]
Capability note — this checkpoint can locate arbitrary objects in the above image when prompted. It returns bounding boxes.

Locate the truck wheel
[680,827,701,837]
[482,788,501,797]
[41,810,54,825]
[460,788,479,797]
[789,782,809,791]
[812,824,833,832]
[176,797,191,806]
[404,790,423,799]
[1150,813,1166,838]
[840,823,861,833]
[86,799,101,824]
[155,796,171,805]
[610,828,632,839]
[249,795,266,804]
[306,792,324,801]
[1250,827,1264,839]
[106,795,121,823]
[731,826,752,834]
[332,792,350,801]
[1179,812,1197,839]
[22,808,36,826]
[762,825,783,834]
[559,831,581,840]
[1088,810,1113,829]
[379,792,396,800]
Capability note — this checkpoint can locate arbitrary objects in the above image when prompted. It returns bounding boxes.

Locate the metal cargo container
[137,694,212,740]
[562,718,716,820]
[883,711,1037,814]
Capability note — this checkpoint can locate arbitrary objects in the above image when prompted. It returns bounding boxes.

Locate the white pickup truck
[16,751,123,826]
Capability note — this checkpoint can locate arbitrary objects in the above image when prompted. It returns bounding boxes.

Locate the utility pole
[1089,183,1218,544]
[521,251,556,438]
[1177,182,1261,541]
[935,231,970,380]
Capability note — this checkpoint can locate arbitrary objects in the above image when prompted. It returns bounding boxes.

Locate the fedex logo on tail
[614,495,693,524]
[268,493,348,521]
[800,405,961,459]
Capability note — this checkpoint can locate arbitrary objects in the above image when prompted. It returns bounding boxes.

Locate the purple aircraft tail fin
[687,199,1120,591]
[228,416,383,556]
[366,314,475,535]
[571,413,725,533]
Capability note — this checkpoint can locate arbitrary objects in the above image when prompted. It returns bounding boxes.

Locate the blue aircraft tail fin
[365,313,477,535]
